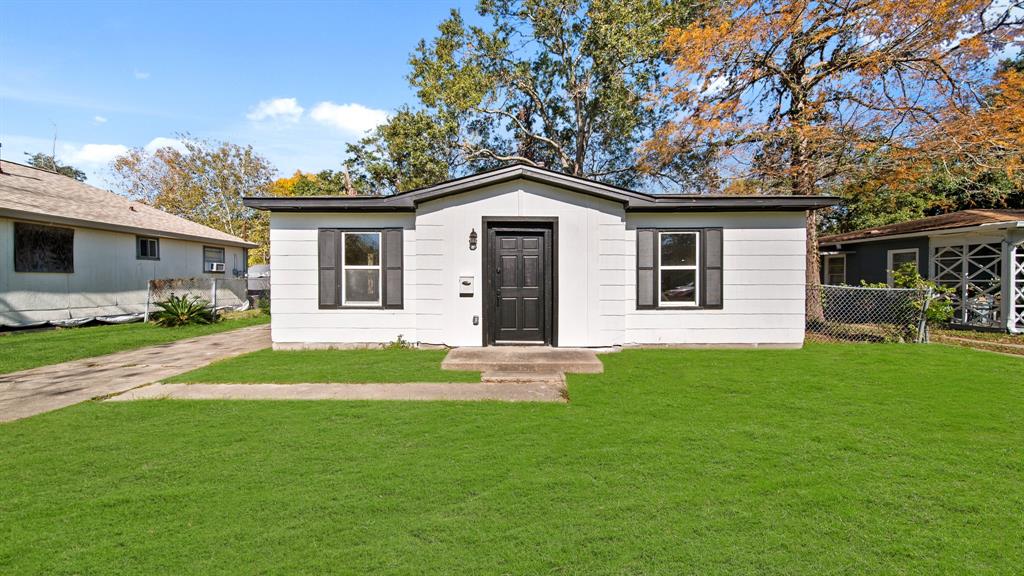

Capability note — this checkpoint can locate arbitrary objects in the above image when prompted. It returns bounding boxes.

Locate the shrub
[152,294,216,327]
[256,294,270,316]
[861,263,955,325]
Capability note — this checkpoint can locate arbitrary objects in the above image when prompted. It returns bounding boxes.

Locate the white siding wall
[623,212,807,345]
[0,217,247,326]
[269,213,418,344]
[414,181,625,347]
[266,186,808,348]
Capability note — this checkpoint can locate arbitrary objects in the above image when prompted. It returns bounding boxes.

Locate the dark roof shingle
[820,209,1024,244]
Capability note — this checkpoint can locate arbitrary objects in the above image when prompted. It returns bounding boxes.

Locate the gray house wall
[821,236,929,285]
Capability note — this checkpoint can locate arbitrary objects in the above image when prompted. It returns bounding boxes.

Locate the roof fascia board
[0,208,257,248]
[820,221,1019,246]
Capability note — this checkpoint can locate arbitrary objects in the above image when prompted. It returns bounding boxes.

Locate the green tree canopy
[24,152,87,182]
[346,0,700,194]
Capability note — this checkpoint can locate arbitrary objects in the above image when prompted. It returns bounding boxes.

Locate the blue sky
[1,0,479,186]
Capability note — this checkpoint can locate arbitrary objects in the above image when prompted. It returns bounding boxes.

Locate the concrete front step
[442,346,603,374]
[482,371,565,384]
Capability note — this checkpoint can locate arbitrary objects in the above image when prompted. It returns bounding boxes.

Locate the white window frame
[657,231,700,307]
[824,254,846,285]
[887,248,919,286]
[341,231,382,307]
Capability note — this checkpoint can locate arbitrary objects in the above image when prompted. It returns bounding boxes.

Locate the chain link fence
[806,285,934,343]
[145,277,249,321]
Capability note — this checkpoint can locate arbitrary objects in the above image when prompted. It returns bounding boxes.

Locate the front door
[489,229,549,344]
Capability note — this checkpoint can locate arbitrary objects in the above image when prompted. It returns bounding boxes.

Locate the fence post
[917,287,933,344]
[211,278,219,319]
[144,280,151,323]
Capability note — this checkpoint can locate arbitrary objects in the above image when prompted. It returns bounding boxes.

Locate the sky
[0,0,479,187]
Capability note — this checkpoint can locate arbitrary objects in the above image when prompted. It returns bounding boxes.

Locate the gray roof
[0,160,256,248]
[244,164,839,213]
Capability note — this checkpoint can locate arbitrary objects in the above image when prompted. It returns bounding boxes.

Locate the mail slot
[459,276,474,296]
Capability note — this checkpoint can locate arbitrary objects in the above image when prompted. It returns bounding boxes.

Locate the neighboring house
[0,160,256,327]
[819,209,1024,332]
[245,164,835,348]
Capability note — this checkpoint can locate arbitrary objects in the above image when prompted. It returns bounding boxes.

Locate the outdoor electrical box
[459,276,474,297]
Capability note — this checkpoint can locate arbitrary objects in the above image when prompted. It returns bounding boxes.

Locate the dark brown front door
[489,229,549,344]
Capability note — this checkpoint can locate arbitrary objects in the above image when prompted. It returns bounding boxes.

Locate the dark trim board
[244,165,839,213]
[480,217,558,346]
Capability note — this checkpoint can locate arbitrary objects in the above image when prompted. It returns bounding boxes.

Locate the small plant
[152,294,216,327]
[384,334,415,350]
[256,294,271,316]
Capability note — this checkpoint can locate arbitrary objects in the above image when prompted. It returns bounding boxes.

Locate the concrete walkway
[0,325,270,422]
[107,378,567,403]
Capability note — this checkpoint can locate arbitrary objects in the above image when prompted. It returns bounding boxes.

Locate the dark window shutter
[318,229,340,308]
[383,228,404,309]
[703,228,723,308]
[636,228,656,309]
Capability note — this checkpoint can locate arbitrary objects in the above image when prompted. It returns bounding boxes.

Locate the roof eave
[0,208,257,248]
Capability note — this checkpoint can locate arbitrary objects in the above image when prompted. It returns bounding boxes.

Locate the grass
[933,326,1024,344]
[166,348,480,383]
[2,343,1023,574]
[0,311,269,375]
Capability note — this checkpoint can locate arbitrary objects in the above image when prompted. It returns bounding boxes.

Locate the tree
[110,135,276,263]
[24,152,87,182]
[827,54,1024,232]
[646,0,1023,306]
[345,108,461,194]
[349,0,700,193]
[270,169,355,197]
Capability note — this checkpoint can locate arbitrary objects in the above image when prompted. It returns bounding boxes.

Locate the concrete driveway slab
[0,325,270,422]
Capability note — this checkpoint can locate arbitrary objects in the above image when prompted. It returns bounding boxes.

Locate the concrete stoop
[441,346,604,375]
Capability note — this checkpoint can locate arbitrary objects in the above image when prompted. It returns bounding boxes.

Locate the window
[204,246,226,273]
[318,228,403,309]
[14,222,74,273]
[342,231,382,305]
[824,254,846,285]
[658,231,699,306]
[137,236,160,260]
[887,248,918,286]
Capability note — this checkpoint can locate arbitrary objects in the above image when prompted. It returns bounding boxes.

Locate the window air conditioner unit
[206,262,225,272]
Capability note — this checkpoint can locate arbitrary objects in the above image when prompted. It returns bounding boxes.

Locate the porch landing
[441,346,604,375]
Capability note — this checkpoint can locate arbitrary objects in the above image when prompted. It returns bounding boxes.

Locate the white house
[245,165,835,348]
[0,160,254,327]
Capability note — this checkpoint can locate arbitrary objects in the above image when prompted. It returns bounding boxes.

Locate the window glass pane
[892,251,916,271]
[204,247,225,264]
[14,222,73,273]
[661,233,697,266]
[345,269,380,302]
[661,269,697,303]
[345,233,380,266]
[826,257,845,284]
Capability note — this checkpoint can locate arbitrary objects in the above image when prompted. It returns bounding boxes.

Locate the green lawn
[2,344,1022,574]
[166,348,480,383]
[0,312,269,374]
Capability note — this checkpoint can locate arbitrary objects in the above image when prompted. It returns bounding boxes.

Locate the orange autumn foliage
[645,0,1023,198]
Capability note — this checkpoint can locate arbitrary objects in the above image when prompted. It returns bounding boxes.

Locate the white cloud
[247,97,304,122]
[93,115,108,124]
[144,137,188,153]
[65,143,129,165]
[309,101,388,134]
[134,70,150,80]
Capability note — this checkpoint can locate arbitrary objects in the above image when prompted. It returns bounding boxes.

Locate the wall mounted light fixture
[469,228,478,251]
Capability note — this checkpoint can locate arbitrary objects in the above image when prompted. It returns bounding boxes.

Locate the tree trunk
[788,96,825,323]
